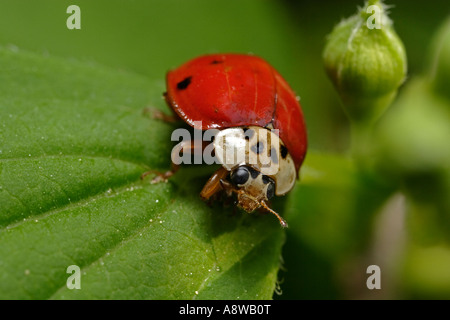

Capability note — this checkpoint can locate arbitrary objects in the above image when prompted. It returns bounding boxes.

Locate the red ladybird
[149,53,307,227]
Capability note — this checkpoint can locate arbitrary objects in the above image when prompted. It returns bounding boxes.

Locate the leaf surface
[0,47,284,299]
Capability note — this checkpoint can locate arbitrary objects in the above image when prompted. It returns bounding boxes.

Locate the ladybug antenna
[219,179,288,228]
[260,201,288,228]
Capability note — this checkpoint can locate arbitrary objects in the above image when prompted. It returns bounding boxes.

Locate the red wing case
[166,54,276,129]
[165,53,307,172]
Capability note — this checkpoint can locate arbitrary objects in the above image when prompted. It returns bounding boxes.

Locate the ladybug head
[221,165,287,228]
[230,165,274,204]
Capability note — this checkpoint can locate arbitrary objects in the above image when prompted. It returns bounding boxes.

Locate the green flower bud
[323,0,407,124]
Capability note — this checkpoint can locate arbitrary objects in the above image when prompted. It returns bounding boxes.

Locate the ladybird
[151,53,307,227]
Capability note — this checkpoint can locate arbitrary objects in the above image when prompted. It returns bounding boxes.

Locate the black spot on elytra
[270,146,279,164]
[177,76,192,90]
[210,60,223,64]
[251,141,264,154]
[280,145,288,159]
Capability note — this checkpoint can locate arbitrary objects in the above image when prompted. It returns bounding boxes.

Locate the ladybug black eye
[230,166,250,186]
[266,182,275,200]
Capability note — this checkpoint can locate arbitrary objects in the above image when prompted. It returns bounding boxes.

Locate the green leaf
[0,46,284,299]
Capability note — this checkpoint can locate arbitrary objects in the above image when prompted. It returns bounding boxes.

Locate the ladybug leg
[218,179,288,228]
[141,140,187,183]
[142,107,179,123]
[141,139,207,184]
[218,179,239,196]
[217,179,240,216]
[200,167,229,201]
[140,162,180,184]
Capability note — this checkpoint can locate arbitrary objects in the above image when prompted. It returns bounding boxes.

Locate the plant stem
[350,119,374,167]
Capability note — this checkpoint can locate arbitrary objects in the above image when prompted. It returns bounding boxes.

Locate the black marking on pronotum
[177,76,192,90]
[261,175,272,185]
[243,127,255,141]
[251,141,264,154]
[280,144,288,159]
[270,146,279,164]
[210,60,224,65]
[247,166,260,179]
[266,182,275,200]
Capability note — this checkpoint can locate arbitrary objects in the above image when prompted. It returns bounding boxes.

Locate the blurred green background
[1,0,449,299]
